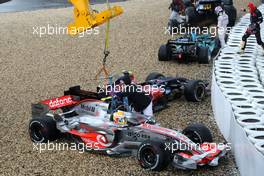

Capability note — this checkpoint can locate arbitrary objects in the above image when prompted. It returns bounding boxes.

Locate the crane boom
[68,0,123,35]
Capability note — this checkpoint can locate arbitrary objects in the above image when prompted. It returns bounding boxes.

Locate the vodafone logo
[48,96,73,109]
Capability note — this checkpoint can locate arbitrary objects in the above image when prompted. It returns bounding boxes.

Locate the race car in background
[158,34,220,64]
[93,72,208,112]
[185,0,236,26]
[169,0,237,29]
[143,72,208,111]
[29,91,228,171]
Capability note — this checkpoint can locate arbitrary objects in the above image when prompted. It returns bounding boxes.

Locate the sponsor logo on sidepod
[48,96,73,109]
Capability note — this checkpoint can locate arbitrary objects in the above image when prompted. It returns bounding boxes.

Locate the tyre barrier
[255,142,264,154]
[244,125,264,135]
[248,132,264,144]
[212,4,264,176]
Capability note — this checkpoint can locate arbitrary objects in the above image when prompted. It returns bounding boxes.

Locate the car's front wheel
[183,123,213,144]
[137,140,171,171]
[197,46,211,64]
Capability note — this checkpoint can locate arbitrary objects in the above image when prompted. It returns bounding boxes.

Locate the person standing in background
[169,0,186,25]
[215,6,229,49]
[239,2,264,54]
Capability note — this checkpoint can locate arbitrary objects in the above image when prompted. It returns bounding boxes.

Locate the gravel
[0,0,261,175]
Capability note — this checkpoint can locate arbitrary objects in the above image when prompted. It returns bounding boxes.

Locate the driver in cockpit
[116,71,153,117]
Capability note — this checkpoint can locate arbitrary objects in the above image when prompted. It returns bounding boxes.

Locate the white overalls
[217,11,229,48]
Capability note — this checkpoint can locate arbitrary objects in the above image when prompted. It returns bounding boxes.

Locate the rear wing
[32,103,50,118]
[32,86,100,117]
[64,85,98,100]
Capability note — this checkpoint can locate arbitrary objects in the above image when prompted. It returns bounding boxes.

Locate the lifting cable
[95,0,111,81]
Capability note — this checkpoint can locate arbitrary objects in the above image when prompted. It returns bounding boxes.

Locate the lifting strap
[95,0,111,80]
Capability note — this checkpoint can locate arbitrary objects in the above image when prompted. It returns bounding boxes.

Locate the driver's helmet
[215,6,223,15]
[115,71,135,85]
[122,70,136,83]
[113,111,127,125]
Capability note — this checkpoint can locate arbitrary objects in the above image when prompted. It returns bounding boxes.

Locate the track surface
[0,0,261,175]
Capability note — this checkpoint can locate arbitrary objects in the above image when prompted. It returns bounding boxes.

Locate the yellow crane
[68,0,123,35]
[68,0,124,79]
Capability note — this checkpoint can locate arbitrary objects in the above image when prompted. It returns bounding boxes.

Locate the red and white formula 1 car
[97,72,209,112]
[29,90,228,171]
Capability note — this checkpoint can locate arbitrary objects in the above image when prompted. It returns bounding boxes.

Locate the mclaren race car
[29,92,228,171]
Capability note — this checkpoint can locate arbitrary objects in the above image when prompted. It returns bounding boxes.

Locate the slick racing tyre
[198,46,211,64]
[183,123,213,144]
[137,140,171,171]
[29,117,59,143]
[145,72,165,82]
[184,80,206,102]
[158,45,169,61]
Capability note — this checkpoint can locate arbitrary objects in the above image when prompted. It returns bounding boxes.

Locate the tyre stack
[0,0,10,4]
[214,4,264,157]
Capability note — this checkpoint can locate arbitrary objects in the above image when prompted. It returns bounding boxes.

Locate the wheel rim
[186,131,202,144]
[195,85,205,101]
[141,147,157,167]
[30,122,45,142]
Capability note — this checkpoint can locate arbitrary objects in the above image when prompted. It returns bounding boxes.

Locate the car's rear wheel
[158,45,169,61]
[184,80,206,102]
[29,117,59,143]
[183,123,213,144]
[198,46,211,64]
[145,72,165,82]
[137,140,171,171]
